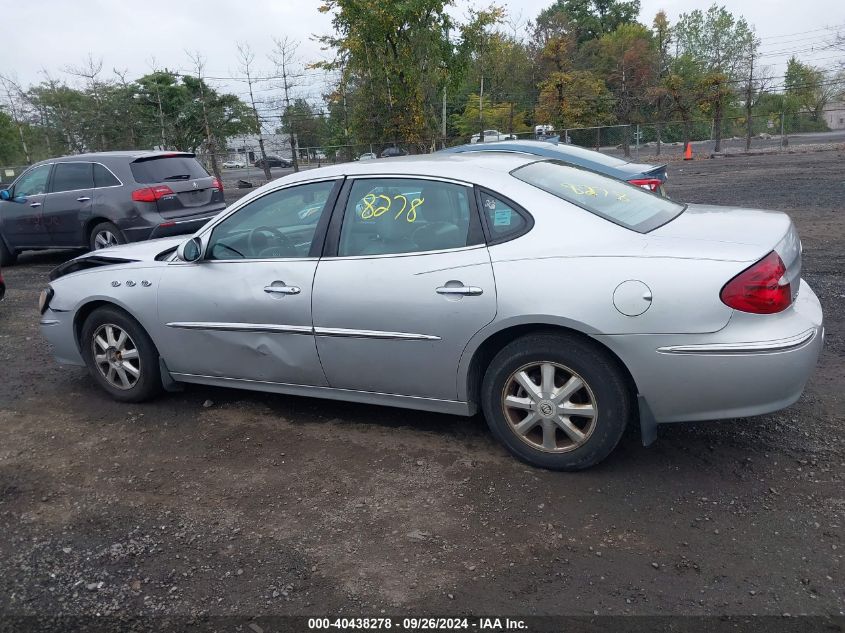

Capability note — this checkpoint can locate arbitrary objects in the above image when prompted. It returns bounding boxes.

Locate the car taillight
[720,251,791,314]
[628,178,662,192]
[211,177,223,191]
[131,185,174,202]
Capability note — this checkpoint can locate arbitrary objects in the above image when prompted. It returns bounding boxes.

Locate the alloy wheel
[501,361,598,453]
[94,230,119,249]
[91,323,141,390]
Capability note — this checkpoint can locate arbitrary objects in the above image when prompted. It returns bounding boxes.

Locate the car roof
[34,151,195,164]
[283,152,537,185]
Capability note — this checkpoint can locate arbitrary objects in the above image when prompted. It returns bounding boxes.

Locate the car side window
[93,163,120,188]
[51,162,94,193]
[479,190,529,242]
[339,178,472,257]
[206,180,335,260]
[13,164,52,197]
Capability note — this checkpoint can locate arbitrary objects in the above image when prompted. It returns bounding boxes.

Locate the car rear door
[43,161,95,246]
[0,163,52,249]
[311,176,496,402]
[156,179,341,385]
[129,154,225,222]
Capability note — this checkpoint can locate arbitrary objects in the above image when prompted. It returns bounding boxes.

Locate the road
[0,151,843,624]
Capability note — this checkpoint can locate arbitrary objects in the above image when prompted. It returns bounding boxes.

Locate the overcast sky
[3,0,843,106]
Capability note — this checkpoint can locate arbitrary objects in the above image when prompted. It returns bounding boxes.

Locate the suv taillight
[131,185,174,202]
[628,178,662,192]
[720,251,791,314]
[211,177,223,192]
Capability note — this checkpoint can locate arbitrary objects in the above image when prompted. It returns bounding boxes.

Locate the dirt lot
[1,150,843,624]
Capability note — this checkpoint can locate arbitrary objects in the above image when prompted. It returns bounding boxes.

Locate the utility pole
[745,45,754,152]
[478,29,484,142]
[238,43,271,181]
[273,37,299,173]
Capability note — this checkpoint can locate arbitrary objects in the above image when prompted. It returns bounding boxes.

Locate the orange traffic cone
[683,142,693,160]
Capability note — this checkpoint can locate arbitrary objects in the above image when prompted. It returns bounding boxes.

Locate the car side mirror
[177,236,203,262]
[0,189,10,201]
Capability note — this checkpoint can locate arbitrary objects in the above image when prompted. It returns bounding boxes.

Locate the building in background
[822,102,845,130]
[225,133,294,163]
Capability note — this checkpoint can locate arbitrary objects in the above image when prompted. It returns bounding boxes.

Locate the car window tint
[130,156,209,184]
[512,160,684,233]
[13,164,52,197]
[339,178,472,257]
[207,181,334,260]
[479,191,527,241]
[93,163,120,188]
[52,162,94,193]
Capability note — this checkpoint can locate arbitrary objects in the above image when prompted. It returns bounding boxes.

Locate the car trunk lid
[130,153,224,220]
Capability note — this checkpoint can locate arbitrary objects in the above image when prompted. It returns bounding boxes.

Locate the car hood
[90,236,185,260]
[49,236,185,281]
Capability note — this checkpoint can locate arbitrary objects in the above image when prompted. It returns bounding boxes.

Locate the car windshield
[511,160,684,233]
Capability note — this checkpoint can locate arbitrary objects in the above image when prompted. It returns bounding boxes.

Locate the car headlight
[38,287,54,314]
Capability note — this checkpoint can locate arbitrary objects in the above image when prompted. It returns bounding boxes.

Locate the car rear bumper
[595,279,824,426]
[123,205,225,243]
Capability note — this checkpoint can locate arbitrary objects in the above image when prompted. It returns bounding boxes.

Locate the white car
[358,152,377,161]
[470,130,516,144]
[222,160,245,169]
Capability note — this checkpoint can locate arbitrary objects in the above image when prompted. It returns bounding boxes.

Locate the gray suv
[0,151,226,265]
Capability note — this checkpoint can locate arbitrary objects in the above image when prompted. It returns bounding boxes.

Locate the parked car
[470,129,517,143]
[254,156,292,169]
[380,147,408,158]
[0,151,226,266]
[39,153,823,470]
[223,160,246,169]
[441,139,669,195]
[358,152,377,161]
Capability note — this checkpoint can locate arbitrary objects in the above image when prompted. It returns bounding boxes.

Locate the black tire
[481,332,634,471]
[0,235,17,266]
[80,306,162,403]
[88,221,125,251]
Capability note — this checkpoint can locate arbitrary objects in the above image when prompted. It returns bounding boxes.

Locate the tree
[452,94,532,137]
[588,23,656,156]
[535,0,641,45]
[784,57,843,125]
[237,42,272,180]
[674,4,754,152]
[650,11,671,154]
[536,69,613,130]
[659,53,704,151]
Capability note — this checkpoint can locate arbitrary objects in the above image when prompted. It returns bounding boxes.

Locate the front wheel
[481,333,634,471]
[80,306,162,402]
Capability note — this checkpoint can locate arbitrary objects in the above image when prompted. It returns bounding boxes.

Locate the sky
[2,0,843,108]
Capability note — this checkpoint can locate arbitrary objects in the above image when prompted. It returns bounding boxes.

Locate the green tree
[535,0,641,46]
[536,69,613,130]
[674,4,754,151]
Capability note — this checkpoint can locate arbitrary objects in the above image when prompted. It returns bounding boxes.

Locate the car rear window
[511,160,683,233]
[130,156,209,184]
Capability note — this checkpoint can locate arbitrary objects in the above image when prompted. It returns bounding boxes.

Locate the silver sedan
[39,153,824,470]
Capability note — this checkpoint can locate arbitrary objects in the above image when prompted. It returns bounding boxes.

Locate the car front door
[311,176,496,402]
[0,163,52,249]
[43,161,95,246]
[156,179,341,385]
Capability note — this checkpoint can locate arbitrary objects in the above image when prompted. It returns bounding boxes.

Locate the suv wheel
[89,222,125,251]
[80,306,162,402]
[481,333,633,471]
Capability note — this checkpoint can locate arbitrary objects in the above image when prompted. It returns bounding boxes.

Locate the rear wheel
[481,333,633,470]
[80,306,162,402]
[0,236,17,266]
[89,221,124,251]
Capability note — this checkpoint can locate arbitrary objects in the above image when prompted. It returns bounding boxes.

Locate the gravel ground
[0,151,843,624]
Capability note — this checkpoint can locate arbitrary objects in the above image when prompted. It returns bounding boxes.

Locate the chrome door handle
[29,202,41,208]
[264,285,301,295]
[436,286,483,296]
[76,196,91,202]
